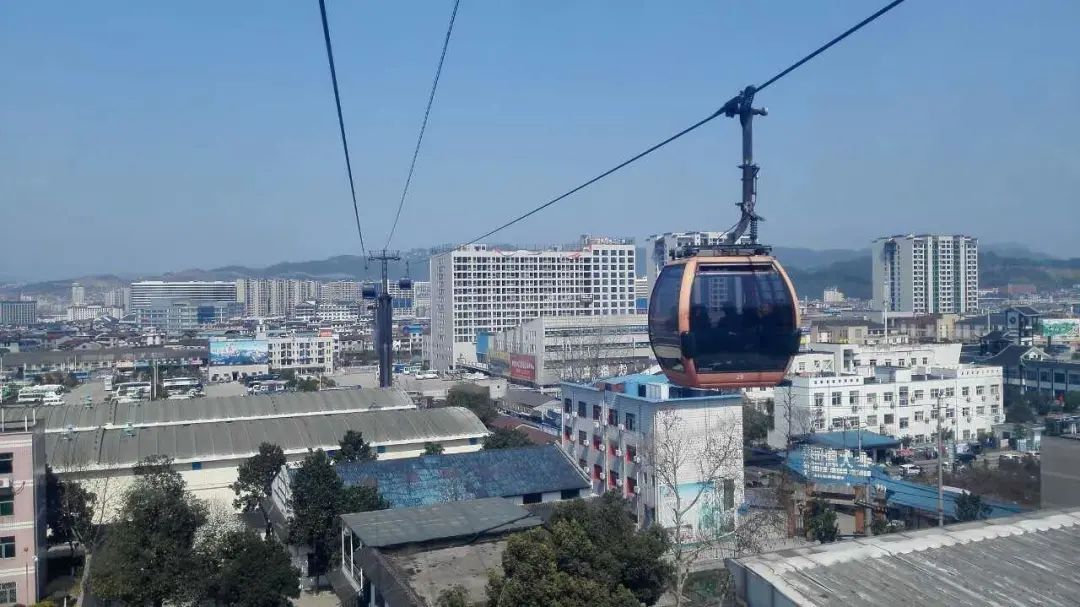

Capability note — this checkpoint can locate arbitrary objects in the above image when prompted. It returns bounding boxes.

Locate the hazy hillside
[5,245,1077,301]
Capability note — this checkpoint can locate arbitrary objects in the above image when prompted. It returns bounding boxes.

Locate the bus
[162,377,203,396]
[114,381,152,402]
[17,385,65,404]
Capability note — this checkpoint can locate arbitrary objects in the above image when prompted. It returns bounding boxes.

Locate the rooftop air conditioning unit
[618,423,626,431]
[594,421,601,429]
[616,480,624,488]
[599,472,606,480]
[632,455,641,464]
[614,449,622,457]
[0,478,11,490]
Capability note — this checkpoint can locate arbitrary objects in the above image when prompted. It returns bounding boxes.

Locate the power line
[385,0,462,250]
[318,0,366,257]
[459,0,908,249]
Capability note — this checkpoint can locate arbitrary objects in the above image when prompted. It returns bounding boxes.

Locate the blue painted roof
[785,449,1025,520]
[334,444,590,508]
[806,430,901,450]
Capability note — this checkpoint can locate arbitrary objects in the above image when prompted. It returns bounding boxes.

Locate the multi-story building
[768,364,1003,448]
[70,283,85,306]
[103,287,132,312]
[823,287,845,304]
[644,231,746,294]
[428,237,636,370]
[0,301,36,327]
[134,299,244,334]
[0,415,47,604]
[872,234,979,314]
[487,315,654,387]
[383,280,431,318]
[130,281,236,310]
[235,279,319,317]
[561,373,743,533]
[66,304,124,322]
[266,330,336,375]
[319,281,362,302]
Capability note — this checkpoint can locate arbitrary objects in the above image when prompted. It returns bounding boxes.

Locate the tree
[423,441,445,455]
[954,490,988,522]
[545,493,673,605]
[231,442,287,537]
[336,430,376,463]
[90,456,208,607]
[446,384,498,425]
[644,409,749,607]
[198,529,300,607]
[482,427,532,450]
[436,585,470,607]
[486,525,644,607]
[742,404,770,447]
[287,450,388,586]
[288,450,341,586]
[340,484,390,513]
[296,378,320,392]
[320,376,337,389]
[45,466,94,556]
[805,499,839,543]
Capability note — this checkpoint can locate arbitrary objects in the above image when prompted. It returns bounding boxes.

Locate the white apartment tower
[428,237,636,370]
[644,231,748,295]
[872,234,978,314]
[235,279,319,317]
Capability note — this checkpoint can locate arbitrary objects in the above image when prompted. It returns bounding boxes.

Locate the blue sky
[2,1,1078,280]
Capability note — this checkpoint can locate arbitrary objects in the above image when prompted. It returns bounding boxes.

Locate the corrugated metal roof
[46,406,488,471]
[8,388,414,433]
[732,509,1080,606]
[341,497,542,549]
[334,444,589,508]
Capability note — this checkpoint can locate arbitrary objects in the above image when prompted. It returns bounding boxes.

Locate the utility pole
[367,251,407,388]
[936,395,944,527]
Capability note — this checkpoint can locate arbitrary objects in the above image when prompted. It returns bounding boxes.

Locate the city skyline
[3,2,1079,280]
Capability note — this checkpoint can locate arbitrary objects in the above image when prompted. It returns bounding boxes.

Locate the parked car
[415,371,439,380]
[899,463,922,477]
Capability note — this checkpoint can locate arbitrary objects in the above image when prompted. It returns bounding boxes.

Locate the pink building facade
[0,421,46,606]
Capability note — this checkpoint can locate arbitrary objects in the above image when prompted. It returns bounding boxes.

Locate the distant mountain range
[3,243,1075,301]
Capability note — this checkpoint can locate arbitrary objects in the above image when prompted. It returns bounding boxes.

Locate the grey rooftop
[341,497,541,549]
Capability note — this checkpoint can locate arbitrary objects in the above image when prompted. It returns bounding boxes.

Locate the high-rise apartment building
[872,234,979,314]
[130,281,237,309]
[0,301,36,326]
[644,231,748,295]
[428,237,636,370]
[70,282,85,306]
[320,281,362,302]
[103,287,132,311]
[235,279,319,317]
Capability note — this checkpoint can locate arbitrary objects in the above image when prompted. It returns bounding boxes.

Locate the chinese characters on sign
[802,446,872,482]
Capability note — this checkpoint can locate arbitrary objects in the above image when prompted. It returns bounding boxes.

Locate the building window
[831,393,842,406]
[578,431,588,444]
[577,401,587,417]
[884,414,894,424]
[608,409,618,426]
[883,392,893,403]
[560,489,580,500]
[468,437,478,446]
[0,537,12,560]
[592,405,602,421]
[832,418,844,429]
[563,398,572,413]
[0,582,14,605]
[914,390,924,400]
[191,462,202,471]
[522,493,542,505]
[848,391,858,405]
[0,454,11,475]
[975,386,984,396]
[899,418,909,429]
[814,393,825,407]
[722,479,735,510]
[624,413,636,431]
[0,490,12,517]
[961,386,969,397]
[376,445,387,454]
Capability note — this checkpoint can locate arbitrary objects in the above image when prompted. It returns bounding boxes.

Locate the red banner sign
[510,354,536,382]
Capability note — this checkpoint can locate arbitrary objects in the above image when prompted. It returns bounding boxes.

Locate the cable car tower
[365,250,413,388]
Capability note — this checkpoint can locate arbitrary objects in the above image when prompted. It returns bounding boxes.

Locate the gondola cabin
[648,254,800,389]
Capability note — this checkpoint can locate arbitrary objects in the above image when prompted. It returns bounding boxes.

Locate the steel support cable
[385,0,462,250]
[318,0,367,256]
[458,0,908,249]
